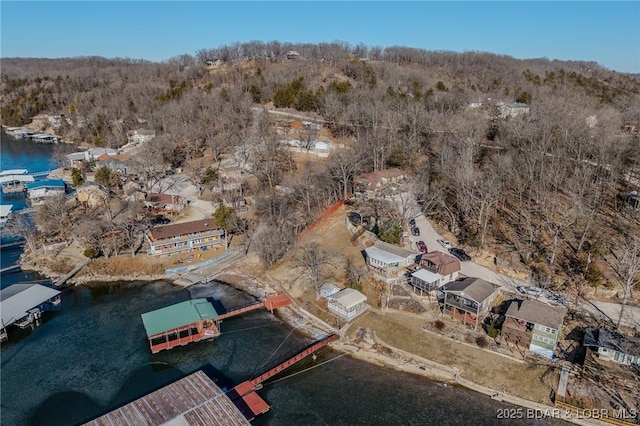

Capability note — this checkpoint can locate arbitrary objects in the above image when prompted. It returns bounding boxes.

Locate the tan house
[76,182,109,209]
[144,193,187,213]
[364,240,419,283]
[146,218,227,256]
[419,250,461,283]
[355,168,406,198]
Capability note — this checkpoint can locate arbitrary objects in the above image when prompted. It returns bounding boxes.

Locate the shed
[320,283,341,299]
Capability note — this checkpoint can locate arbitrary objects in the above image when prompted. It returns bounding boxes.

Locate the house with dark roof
[419,250,461,283]
[502,299,567,359]
[363,240,419,282]
[583,328,640,366]
[146,218,227,256]
[144,193,187,213]
[442,277,500,330]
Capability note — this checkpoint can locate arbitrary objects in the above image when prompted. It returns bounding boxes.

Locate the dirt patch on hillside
[348,310,558,404]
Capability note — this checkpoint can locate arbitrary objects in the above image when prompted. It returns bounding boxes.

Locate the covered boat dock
[0,283,61,340]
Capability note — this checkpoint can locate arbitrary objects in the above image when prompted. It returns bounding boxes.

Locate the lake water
[0,137,567,426]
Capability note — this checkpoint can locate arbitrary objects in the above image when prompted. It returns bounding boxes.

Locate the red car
[416,241,428,253]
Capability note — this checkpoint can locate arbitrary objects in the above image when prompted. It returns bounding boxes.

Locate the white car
[516,286,543,297]
[437,239,452,249]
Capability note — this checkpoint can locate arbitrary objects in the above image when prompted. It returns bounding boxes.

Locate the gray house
[583,328,640,366]
[442,278,500,330]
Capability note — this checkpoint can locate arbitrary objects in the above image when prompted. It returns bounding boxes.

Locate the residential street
[396,192,640,330]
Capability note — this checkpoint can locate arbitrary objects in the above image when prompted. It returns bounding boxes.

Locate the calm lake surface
[0,136,567,426]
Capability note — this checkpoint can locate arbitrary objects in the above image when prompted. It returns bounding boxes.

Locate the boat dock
[0,283,62,341]
[84,333,339,425]
[0,204,13,227]
[0,171,35,194]
[141,293,293,353]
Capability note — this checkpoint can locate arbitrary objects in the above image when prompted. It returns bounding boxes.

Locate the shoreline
[15,258,611,425]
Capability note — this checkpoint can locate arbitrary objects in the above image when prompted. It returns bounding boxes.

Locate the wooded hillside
[2,42,639,296]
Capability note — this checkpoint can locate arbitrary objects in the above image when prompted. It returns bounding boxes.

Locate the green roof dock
[141,299,220,353]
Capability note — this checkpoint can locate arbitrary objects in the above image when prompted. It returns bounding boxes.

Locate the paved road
[397,193,640,330]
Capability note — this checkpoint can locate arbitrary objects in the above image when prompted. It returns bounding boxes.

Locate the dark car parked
[409,218,416,227]
[411,226,420,236]
[449,248,471,261]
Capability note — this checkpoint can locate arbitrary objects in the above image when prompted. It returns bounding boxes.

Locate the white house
[410,269,445,295]
[327,288,367,320]
[126,129,156,145]
[364,240,418,282]
[320,283,341,299]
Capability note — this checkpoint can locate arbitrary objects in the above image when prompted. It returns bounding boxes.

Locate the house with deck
[583,328,640,366]
[419,250,461,283]
[364,240,419,282]
[501,299,566,359]
[442,277,500,330]
[327,288,368,320]
[26,179,66,206]
[144,192,187,214]
[146,218,227,256]
[410,269,444,295]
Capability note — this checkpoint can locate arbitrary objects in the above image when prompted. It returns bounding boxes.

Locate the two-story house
[364,240,419,283]
[146,218,227,256]
[419,250,461,283]
[502,299,566,359]
[442,277,500,330]
[583,328,640,366]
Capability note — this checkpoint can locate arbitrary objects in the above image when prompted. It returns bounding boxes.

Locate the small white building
[320,283,341,299]
[327,288,367,321]
[410,269,445,295]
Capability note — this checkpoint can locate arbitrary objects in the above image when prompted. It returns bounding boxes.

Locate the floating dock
[84,333,339,425]
[141,293,293,353]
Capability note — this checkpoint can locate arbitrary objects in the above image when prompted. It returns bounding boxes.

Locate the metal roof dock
[141,298,219,338]
[0,283,61,331]
[26,179,66,190]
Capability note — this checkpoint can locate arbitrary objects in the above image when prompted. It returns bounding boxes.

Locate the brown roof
[146,193,183,205]
[444,277,498,304]
[505,299,566,330]
[420,250,460,275]
[148,218,220,241]
[96,153,129,161]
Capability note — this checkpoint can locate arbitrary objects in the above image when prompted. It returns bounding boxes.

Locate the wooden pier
[84,333,339,425]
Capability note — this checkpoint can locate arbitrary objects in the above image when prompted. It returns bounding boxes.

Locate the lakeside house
[26,179,66,206]
[145,218,227,256]
[583,328,640,366]
[501,299,566,359]
[96,153,131,174]
[418,250,461,283]
[441,277,500,330]
[66,148,119,167]
[76,182,109,209]
[364,240,419,283]
[327,288,368,321]
[410,269,444,295]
